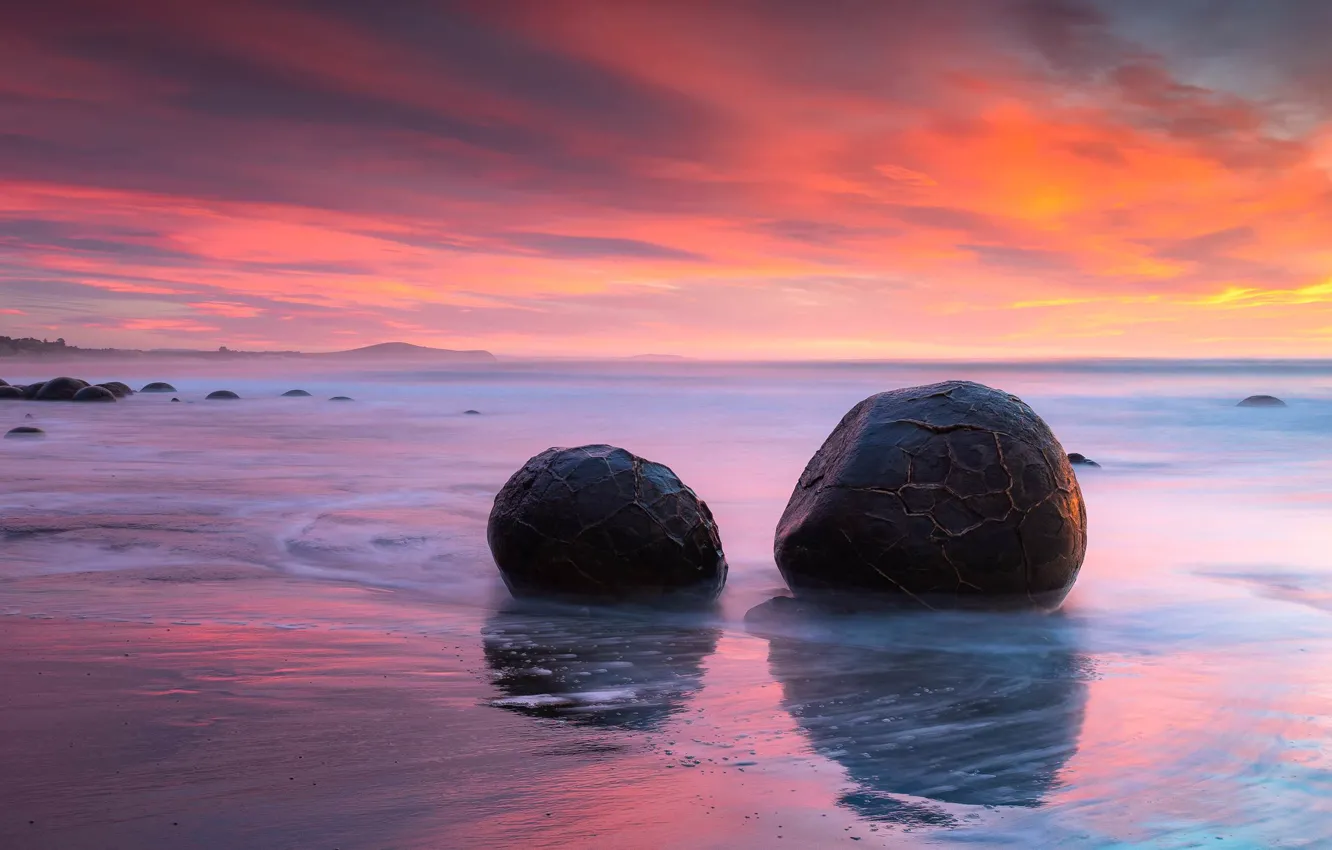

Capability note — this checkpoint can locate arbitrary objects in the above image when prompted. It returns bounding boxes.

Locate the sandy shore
[0,573,896,850]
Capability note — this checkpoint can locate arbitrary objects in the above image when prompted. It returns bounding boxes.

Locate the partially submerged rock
[774,380,1086,610]
[21,382,45,400]
[140,382,178,393]
[34,377,89,401]
[0,386,22,400]
[96,381,134,398]
[1237,395,1286,408]
[5,426,45,439]
[464,409,481,415]
[329,396,354,402]
[72,386,117,403]
[488,444,728,603]
[1067,453,1100,468]
[205,390,240,400]
[281,389,312,397]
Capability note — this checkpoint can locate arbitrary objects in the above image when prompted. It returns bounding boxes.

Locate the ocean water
[3,359,1332,847]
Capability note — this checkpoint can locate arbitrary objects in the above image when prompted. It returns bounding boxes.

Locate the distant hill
[313,342,496,362]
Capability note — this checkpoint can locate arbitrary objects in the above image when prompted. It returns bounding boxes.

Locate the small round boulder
[72,386,117,403]
[464,409,481,415]
[141,382,178,393]
[206,390,240,400]
[1237,395,1286,408]
[34,377,89,401]
[775,380,1086,610]
[487,444,727,603]
[0,386,22,400]
[5,426,45,440]
[97,381,134,398]
[329,396,353,402]
[281,389,312,397]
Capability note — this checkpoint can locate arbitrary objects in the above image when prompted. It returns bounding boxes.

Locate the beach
[3,359,1332,848]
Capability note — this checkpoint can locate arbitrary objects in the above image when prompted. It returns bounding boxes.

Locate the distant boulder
[206,390,240,400]
[21,382,44,399]
[171,397,181,403]
[35,377,90,401]
[1237,395,1286,408]
[329,396,354,402]
[1067,453,1100,468]
[281,389,312,397]
[72,386,117,403]
[464,409,481,415]
[140,382,178,393]
[5,426,45,439]
[0,386,22,400]
[96,381,134,398]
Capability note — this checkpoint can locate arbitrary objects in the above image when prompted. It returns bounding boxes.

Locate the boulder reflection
[482,603,720,731]
[749,598,1091,825]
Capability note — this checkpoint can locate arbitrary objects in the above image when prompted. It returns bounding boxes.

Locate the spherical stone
[205,390,240,400]
[329,396,353,402]
[487,444,728,604]
[34,377,89,401]
[281,389,312,397]
[97,382,134,398]
[21,382,45,400]
[72,386,117,403]
[774,380,1086,610]
[0,386,22,400]
[1237,394,1286,408]
[5,426,45,439]
[140,382,178,393]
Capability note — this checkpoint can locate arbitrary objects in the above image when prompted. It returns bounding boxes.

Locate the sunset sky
[3,0,1332,358]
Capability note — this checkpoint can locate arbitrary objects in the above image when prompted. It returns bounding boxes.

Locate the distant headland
[0,336,496,362]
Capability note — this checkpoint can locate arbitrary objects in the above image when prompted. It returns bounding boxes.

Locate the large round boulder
[775,380,1086,610]
[72,386,117,403]
[281,389,312,397]
[140,382,178,393]
[0,386,22,400]
[206,390,240,400]
[21,382,44,400]
[96,381,134,398]
[487,444,727,603]
[1237,395,1285,408]
[34,377,89,401]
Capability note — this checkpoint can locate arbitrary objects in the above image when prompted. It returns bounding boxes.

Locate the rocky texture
[482,605,719,730]
[488,444,727,603]
[205,390,240,400]
[5,426,45,439]
[96,381,134,398]
[1067,453,1100,468]
[748,599,1088,823]
[0,386,22,400]
[72,386,117,403]
[281,389,312,397]
[34,377,90,401]
[1237,395,1286,408]
[140,382,178,393]
[329,396,353,402]
[775,380,1086,610]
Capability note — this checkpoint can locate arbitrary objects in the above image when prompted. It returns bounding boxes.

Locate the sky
[2,0,1332,359]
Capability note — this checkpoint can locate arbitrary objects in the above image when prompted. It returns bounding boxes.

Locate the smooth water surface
[2,359,1331,848]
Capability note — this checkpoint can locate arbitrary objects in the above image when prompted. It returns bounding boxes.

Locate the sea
[2,358,1331,848]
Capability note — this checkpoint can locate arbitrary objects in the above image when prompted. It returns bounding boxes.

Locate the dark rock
[488,444,728,604]
[140,382,178,393]
[1237,395,1286,408]
[0,386,23,400]
[205,390,240,400]
[96,381,134,398]
[34,377,90,401]
[171,398,181,403]
[482,604,719,730]
[774,380,1086,610]
[72,386,117,403]
[464,409,481,415]
[1067,453,1100,468]
[329,396,354,402]
[24,413,33,419]
[281,389,312,397]
[21,382,45,400]
[5,426,45,439]
[0,378,7,386]
[747,599,1088,824]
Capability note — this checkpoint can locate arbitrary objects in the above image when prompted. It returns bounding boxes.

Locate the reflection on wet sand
[748,598,1092,826]
[482,604,721,731]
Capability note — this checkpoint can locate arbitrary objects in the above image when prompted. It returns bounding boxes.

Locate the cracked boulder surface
[775,380,1086,610]
[487,444,727,604]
